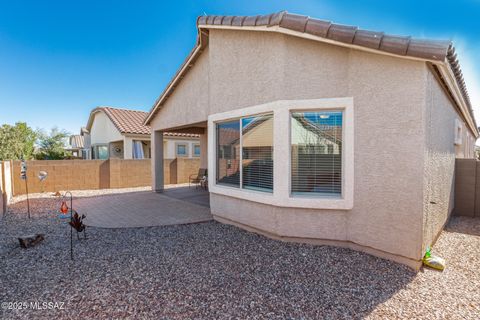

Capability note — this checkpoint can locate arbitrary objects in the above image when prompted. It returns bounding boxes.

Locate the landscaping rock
[2,194,479,319]
[18,234,45,248]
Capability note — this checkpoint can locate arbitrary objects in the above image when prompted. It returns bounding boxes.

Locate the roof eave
[435,60,479,137]
[144,29,209,126]
[143,24,450,126]
[85,108,104,132]
[144,13,477,137]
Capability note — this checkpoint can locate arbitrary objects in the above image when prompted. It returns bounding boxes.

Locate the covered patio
[151,122,208,192]
[76,185,211,228]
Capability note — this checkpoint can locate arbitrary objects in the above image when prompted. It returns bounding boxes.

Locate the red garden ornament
[60,201,68,214]
[58,192,87,260]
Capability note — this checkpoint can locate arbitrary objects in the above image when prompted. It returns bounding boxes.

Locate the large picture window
[209,98,353,210]
[291,111,343,196]
[216,113,273,192]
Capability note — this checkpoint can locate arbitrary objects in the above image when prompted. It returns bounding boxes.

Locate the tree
[35,127,70,160]
[0,122,37,160]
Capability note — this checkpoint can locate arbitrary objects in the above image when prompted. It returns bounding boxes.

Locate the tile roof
[198,12,475,126]
[100,107,151,135]
[90,107,199,137]
[164,132,201,138]
[198,12,452,61]
[144,11,477,136]
[69,135,85,149]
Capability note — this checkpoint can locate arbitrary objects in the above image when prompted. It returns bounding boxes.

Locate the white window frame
[208,98,354,210]
[215,113,274,192]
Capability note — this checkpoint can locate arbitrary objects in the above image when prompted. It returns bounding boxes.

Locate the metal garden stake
[60,191,74,260]
[20,160,30,219]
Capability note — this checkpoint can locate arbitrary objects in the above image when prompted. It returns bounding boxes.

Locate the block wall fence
[0,158,200,197]
[454,158,480,218]
[1,161,13,214]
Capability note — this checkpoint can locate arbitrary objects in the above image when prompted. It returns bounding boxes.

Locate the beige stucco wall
[164,138,200,159]
[90,112,124,145]
[150,47,210,130]
[149,29,475,266]
[210,30,426,262]
[421,69,476,254]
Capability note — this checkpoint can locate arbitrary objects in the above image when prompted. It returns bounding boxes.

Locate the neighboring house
[86,106,199,159]
[67,127,91,159]
[143,11,478,269]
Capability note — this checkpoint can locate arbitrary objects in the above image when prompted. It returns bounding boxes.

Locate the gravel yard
[1,196,479,319]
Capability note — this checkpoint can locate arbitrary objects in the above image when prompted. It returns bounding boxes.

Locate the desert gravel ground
[1,195,479,319]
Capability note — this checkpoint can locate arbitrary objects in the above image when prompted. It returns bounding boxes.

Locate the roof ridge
[96,106,149,114]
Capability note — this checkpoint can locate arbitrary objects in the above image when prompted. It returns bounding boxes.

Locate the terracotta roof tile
[100,107,151,135]
[164,132,201,138]
[92,107,199,138]
[69,135,85,148]
[198,11,453,61]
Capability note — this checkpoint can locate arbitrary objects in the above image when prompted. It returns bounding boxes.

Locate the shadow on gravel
[0,213,418,319]
[446,216,480,237]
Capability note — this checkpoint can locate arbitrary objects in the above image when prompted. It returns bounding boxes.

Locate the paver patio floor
[75,188,212,228]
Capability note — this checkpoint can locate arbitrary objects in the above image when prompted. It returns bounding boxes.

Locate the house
[143,11,478,268]
[67,127,90,159]
[86,106,200,160]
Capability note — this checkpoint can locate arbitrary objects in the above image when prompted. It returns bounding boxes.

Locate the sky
[0,0,479,135]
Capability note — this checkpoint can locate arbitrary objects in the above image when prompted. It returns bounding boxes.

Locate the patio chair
[189,168,207,188]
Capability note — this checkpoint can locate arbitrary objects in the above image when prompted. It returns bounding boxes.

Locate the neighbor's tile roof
[69,135,85,149]
[144,11,477,136]
[164,132,200,138]
[92,107,199,137]
[100,107,151,135]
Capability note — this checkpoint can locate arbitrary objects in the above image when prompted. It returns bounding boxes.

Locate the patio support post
[123,136,133,159]
[152,130,164,192]
[200,133,208,169]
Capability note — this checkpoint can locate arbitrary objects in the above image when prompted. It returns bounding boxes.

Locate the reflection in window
[291,111,342,196]
[242,114,273,192]
[216,120,240,187]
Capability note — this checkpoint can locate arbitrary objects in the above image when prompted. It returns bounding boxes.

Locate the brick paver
[75,188,212,228]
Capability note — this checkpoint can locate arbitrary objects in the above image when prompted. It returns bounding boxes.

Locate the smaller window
[92,145,109,159]
[176,143,188,157]
[193,144,201,157]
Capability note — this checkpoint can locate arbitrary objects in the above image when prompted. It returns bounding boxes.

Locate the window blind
[216,120,240,187]
[291,111,342,196]
[242,114,274,192]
